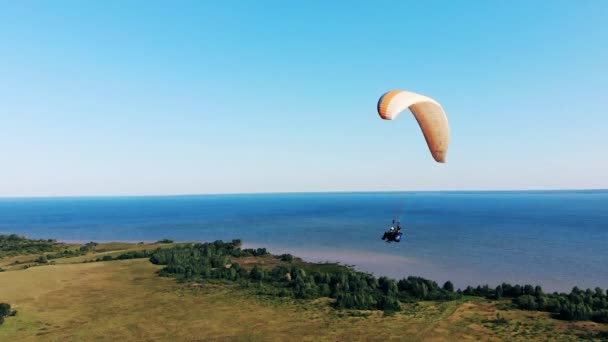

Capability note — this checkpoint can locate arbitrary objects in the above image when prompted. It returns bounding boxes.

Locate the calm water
[1,191,607,292]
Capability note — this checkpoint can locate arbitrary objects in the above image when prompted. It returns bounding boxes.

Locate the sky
[1,1,607,196]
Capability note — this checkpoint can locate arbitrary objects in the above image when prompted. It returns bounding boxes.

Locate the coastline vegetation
[46,242,98,260]
[462,283,608,323]
[1,234,607,340]
[1,235,608,340]
[147,239,608,323]
[0,234,61,258]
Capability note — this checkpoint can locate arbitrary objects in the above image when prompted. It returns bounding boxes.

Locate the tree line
[461,284,608,323]
[148,240,457,313]
[0,234,59,258]
[146,240,608,323]
[46,242,98,260]
[94,249,153,262]
[4,235,606,324]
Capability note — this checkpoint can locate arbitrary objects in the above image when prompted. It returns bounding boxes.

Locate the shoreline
[32,237,598,294]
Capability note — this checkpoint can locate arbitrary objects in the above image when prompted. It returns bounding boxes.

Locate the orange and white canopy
[377,90,450,163]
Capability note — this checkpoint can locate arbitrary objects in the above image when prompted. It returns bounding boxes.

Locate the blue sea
[1,191,607,292]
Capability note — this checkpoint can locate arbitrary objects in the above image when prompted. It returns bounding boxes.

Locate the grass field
[1,243,607,341]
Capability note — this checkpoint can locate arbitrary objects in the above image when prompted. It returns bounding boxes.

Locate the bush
[514,295,537,310]
[0,234,59,258]
[0,303,16,326]
[36,255,48,264]
[0,303,10,317]
[442,281,454,292]
[279,254,294,262]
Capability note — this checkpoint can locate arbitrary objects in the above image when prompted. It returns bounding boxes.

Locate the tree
[495,285,504,299]
[378,277,397,295]
[523,284,535,296]
[514,295,537,310]
[592,309,608,323]
[536,296,548,311]
[534,285,544,297]
[36,255,48,263]
[279,254,294,262]
[250,265,265,281]
[378,295,401,312]
[0,303,10,317]
[513,285,522,297]
[559,303,592,321]
[442,281,454,293]
[569,293,583,305]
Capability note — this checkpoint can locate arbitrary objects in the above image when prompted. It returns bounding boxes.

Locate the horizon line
[0,188,606,199]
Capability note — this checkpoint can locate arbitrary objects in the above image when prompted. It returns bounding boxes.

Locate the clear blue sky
[1,1,607,196]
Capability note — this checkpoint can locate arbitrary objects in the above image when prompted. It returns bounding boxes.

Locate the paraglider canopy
[377,90,450,163]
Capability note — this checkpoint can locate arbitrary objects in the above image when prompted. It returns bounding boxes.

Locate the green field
[1,242,607,341]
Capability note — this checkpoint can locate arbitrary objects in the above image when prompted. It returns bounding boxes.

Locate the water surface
[1,190,606,292]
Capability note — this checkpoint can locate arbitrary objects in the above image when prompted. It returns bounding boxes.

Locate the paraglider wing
[377,90,450,163]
